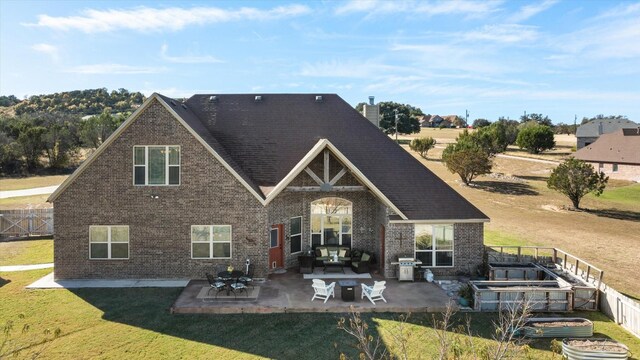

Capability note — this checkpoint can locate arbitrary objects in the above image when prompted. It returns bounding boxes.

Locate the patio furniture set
[299,246,374,274]
[205,264,255,299]
[311,279,387,305]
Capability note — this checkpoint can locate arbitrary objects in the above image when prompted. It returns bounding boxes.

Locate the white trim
[390,218,489,224]
[310,197,353,247]
[414,224,454,268]
[264,139,408,220]
[89,225,130,260]
[190,225,232,259]
[132,145,181,186]
[48,94,266,205]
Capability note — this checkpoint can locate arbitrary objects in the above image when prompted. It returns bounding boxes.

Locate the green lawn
[1,269,638,359]
[0,239,53,266]
[590,183,640,207]
[484,229,539,247]
[0,194,50,209]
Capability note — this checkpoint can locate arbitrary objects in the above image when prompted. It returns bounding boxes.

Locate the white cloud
[65,64,168,74]
[335,0,502,17]
[24,4,311,33]
[31,43,59,60]
[508,0,558,22]
[160,44,223,64]
[463,24,538,43]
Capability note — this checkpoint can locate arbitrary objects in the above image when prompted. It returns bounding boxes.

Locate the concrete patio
[170,270,454,314]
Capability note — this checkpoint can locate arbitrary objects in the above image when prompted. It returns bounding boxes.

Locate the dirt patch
[541,204,564,212]
[530,320,590,327]
[566,339,628,353]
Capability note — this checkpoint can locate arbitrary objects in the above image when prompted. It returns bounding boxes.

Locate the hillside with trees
[0,88,142,176]
[1,88,145,116]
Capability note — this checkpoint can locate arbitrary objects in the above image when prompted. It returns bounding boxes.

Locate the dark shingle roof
[162,93,487,221]
[575,128,640,165]
[576,119,637,138]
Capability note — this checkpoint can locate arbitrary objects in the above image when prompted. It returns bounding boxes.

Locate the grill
[391,257,423,281]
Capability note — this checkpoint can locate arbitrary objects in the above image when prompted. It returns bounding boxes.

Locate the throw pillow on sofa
[319,248,328,257]
[338,249,347,258]
[361,253,370,262]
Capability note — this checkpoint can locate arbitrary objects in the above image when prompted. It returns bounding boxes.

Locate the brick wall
[586,162,640,182]
[54,99,269,279]
[384,222,484,278]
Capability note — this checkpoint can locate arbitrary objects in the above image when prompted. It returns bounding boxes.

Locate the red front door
[269,224,284,269]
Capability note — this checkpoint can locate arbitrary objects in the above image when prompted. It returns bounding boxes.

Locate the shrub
[516,124,555,154]
[547,158,608,209]
[442,142,492,185]
[409,137,436,159]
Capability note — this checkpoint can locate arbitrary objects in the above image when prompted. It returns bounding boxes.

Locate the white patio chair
[361,281,387,305]
[311,279,336,303]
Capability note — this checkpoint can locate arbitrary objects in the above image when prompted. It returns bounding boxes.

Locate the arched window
[311,197,352,247]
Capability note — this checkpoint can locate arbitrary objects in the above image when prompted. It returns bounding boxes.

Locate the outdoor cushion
[338,249,347,258]
[361,253,370,262]
[319,248,328,257]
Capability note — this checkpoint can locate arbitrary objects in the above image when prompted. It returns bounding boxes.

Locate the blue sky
[1,0,639,123]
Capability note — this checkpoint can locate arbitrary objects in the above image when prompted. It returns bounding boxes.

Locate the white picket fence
[0,208,54,239]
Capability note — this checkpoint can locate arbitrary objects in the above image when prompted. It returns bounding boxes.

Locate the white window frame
[133,145,181,186]
[310,198,352,246]
[89,225,130,260]
[414,224,454,268]
[191,225,232,259]
[290,216,303,254]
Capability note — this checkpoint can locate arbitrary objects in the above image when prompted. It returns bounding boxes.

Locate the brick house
[576,118,637,150]
[49,93,488,280]
[575,128,640,182]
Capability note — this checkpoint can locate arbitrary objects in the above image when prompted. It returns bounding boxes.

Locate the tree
[520,113,552,126]
[79,110,125,148]
[442,141,492,185]
[547,158,608,209]
[378,101,422,135]
[409,137,436,159]
[496,117,519,145]
[472,118,491,128]
[516,124,555,154]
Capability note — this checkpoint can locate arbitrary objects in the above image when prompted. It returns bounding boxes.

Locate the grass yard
[0,194,52,210]
[0,175,67,191]
[0,239,53,266]
[405,144,640,298]
[0,270,638,359]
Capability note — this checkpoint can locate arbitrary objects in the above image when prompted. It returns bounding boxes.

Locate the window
[311,197,352,247]
[612,164,618,172]
[191,225,231,259]
[89,225,129,259]
[290,217,302,253]
[415,224,453,267]
[134,146,180,185]
[598,163,603,170]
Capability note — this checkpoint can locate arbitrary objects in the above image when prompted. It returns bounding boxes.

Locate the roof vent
[315,95,323,102]
[181,103,187,109]
[170,100,176,106]
[209,95,218,102]
[254,95,262,102]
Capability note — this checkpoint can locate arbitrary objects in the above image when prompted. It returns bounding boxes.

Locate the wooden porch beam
[323,149,330,183]
[329,168,347,185]
[304,167,324,186]
[286,186,366,192]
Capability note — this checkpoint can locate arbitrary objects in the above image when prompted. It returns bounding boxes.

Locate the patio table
[217,270,244,296]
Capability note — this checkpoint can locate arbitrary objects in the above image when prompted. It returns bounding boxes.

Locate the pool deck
[170,270,454,314]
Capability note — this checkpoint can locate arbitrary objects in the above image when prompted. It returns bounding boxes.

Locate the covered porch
[170,271,453,314]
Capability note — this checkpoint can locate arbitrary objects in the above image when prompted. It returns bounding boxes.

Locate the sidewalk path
[0,185,60,199]
[27,272,189,288]
[0,263,54,272]
[495,154,559,165]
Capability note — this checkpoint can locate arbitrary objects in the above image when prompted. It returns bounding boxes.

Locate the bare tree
[489,296,536,360]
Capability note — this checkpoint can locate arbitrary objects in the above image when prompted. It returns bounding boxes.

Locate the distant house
[423,115,453,128]
[574,128,640,182]
[576,118,637,149]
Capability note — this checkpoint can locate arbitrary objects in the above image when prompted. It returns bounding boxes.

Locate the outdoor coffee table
[338,280,359,301]
[323,260,345,273]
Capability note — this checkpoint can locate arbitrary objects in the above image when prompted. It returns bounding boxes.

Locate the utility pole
[465,109,469,127]
[394,109,399,142]
[524,110,527,121]
[574,114,577,135]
